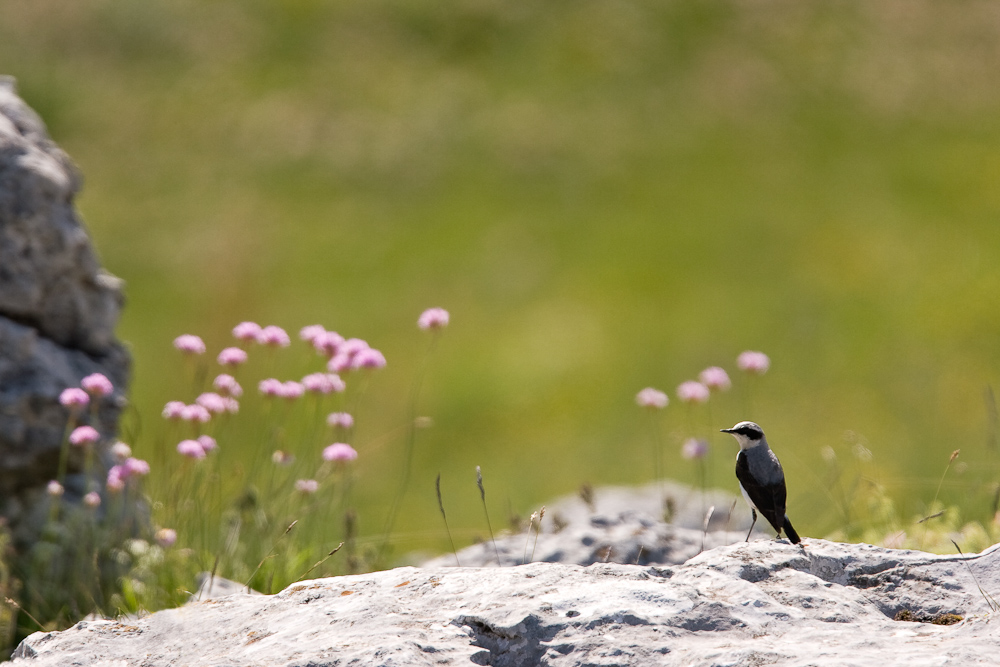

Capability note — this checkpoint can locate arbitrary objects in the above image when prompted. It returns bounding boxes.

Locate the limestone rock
[12,539,1000,666]
[0,77,130,533]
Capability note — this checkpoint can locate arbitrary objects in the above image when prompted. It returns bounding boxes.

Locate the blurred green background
[3,0,1000,556]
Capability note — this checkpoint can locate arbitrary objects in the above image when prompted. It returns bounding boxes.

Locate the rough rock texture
[12,539,1000,666]
[0,77,130,533]
[424,481,766,568]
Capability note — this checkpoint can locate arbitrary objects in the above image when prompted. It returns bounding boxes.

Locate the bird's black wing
[735,450,787,535]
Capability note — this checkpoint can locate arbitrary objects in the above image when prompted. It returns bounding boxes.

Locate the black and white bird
[720,421,801,544]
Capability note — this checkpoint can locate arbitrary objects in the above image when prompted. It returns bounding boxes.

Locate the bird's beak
[720,428,734,433]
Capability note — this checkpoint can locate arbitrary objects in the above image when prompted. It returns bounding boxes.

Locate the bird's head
[721,421,766,449]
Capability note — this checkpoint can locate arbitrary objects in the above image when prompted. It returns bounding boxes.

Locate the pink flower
[173,334,206,355]
[180,404,212,423]
[281,381,304,399]
[81,373,113,397]
[313,331,344,357]
[111,441,132,462]
[155,528,177,548]
[299,325,326,344]
[302,373,346,395]
[124,457,150,476]
[351,348,387,370]
[257,325,290,348]
[106,466,125,492]
[196,392,228,415]
[217,347,248,367]
[224,398,240,414]
[737,351,770,374]
[233,321,262,342]
[59,388,90,411]
[259,378,283,397]
[69,425,100,446]
[327,412,354,429]
[635,387,669,409]
[699,367,732,392]
[197,434,218,453]
[162,401,186,420]
[295,479,319,494]
[177,439,206,459]
[327,353,352,373]
[418,307,450,331]
[47,480,64,497]
[681,438,709,460]
[213,374,243,398]
[339,338,370,357]
[323,442,358,462]
[83,491,101,508]
[677,381,710,404]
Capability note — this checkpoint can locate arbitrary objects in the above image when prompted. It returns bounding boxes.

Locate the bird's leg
[745,509,757,542]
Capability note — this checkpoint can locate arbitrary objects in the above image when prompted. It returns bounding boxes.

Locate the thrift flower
[59,388,90,411]
[180,404,212,423]
[323,442,358,462]
[155,528,177,548]
[173,334,206,355]
[327,412,354,429]
[677,381,710,404]
[162,401,186,420]
[224,397,240,414]
[418,307,450,331]
[313,331,344,357]
[281,381,304,399]
[111,441,132,462]
[259,378,283,397]
[106,466,125,492]
[83,491,101,508]
[69,425,100,446]
[47,481,64,497]
[124,457,150,476]
[196,392,228,415]
[635,387,669,409]
[257,325,290,347]
[197,435,218,453]
[233,321,262,342]
[351,348,387,370]
[339,338,370,357]
[302,373,345,394]
[213,374,243,398]
[299,325,326,344]
[81,373,113,397]
[327,353,352,374]
[681,438,709,460]
[295,479,319,494]
[177,439,206,459]
[737,351,770,374]
[217,347,248,367]
[699,367,732,392]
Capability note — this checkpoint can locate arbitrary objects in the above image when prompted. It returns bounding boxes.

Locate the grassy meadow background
[3,0,1000,565]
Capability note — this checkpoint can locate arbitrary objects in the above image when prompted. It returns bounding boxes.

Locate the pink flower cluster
[737,351,770,374]
[677,381,710,404]
[107,456,150,492]
[69,425,100,446]
[176,434,218,460]
[681,438,709,460]
[327,412,354,429]
[635,387,669,409]
[231,322,291,348]
[323,442,358,462]
[699,366,731,392]
[418,307,450,331]
[258,378,306,399]
[60,373,115,413]
[302,373,346,395]
[173,334,206,355]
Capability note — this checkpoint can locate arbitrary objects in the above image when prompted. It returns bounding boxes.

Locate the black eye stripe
[737,427,762,438]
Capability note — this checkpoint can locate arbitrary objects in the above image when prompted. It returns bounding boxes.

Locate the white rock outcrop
[12,539,1000,666]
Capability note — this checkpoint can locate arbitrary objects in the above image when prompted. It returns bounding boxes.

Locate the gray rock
[0,76,130,536]
[12,539,1000,666]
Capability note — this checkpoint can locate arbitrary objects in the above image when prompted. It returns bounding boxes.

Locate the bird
[720,421,801,544]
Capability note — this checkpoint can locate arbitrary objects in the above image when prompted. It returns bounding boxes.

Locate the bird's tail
[782,516,801,544]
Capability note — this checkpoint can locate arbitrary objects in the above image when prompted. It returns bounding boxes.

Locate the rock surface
[12,539,1000,666]
[424,480,766,568]
[0,76,130,537]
